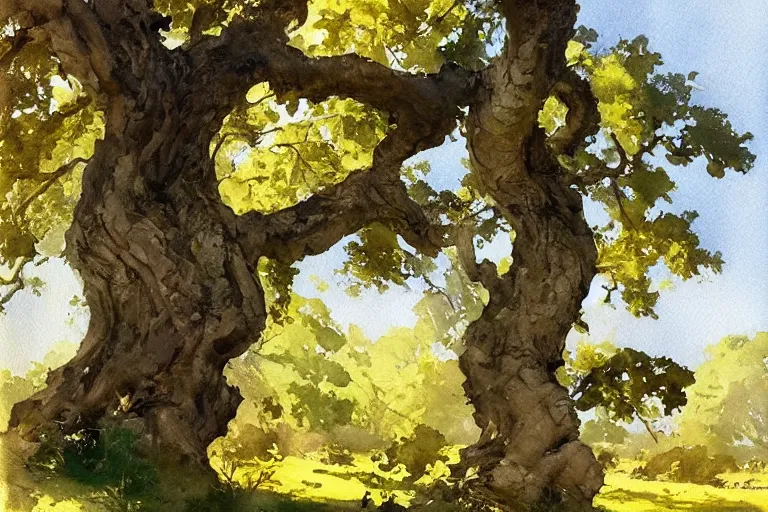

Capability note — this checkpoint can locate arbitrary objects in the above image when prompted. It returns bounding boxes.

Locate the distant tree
[678,333,768,460]
[0,342,77,431]
[637,445,738,486]
[579,418,629,447]
[1,0,753,509]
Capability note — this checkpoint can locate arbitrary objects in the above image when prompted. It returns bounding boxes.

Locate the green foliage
[580,419,630,447]
[595,211,722,318]
[0,341,77,431]
[594,447,619,471]
[568,343,695,436]
[559,34,755,317]
[289,382,356,430]
[339,222,437,295]
[636,445,738,486]
[291,0,493,72]
[677,333,768,460]
[28,427,158,498]
[0,37,102,266]
[341,156,508,301]
[378,425,449,482]
[222,261,481,469]
[258,257,301,324]
[216,85,389,215]
[538,96,569,135]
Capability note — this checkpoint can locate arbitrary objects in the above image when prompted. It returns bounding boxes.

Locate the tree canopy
[0,2,754,313]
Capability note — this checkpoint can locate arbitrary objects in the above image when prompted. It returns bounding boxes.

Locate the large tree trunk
[9,21,267,464]
[4,0,461,467]
[10,139,268,465]
[14,173,264,464]
[4,0,467,470]
[450,1,604,509]
[453,186,603,509]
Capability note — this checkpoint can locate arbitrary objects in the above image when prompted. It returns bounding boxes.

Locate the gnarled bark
[450,0,603,509]
[9,23,268,461]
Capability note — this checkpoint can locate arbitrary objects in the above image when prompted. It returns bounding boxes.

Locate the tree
[678,333,768,461]
[0,342,78,431]
[0,0,753,510]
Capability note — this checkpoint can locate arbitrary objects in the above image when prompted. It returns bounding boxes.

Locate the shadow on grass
[1,428,364,512]
[599,487,762,512]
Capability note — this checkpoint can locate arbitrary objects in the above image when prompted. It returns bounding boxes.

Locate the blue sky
[573,0,768,365]
[1,0,765,373]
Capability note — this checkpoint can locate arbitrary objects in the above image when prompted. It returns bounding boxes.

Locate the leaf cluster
[216,84,388,215]
[291,0,496,72]
[1,36,103,267]
[555,33,755,317]
[571,346,695,426]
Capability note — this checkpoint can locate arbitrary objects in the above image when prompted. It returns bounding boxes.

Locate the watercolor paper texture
[1,1,765,510]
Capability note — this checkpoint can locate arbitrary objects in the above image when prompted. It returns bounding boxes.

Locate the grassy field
[225,455,768,512]
[4,450,768,511]
[596,473,768,512]
[267,457,768,512]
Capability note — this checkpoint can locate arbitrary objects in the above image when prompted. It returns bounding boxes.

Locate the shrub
[743,457,768,473]
[378,425,449,482]
[635,445,738,485]
[27,426,158,497]
[595,448,618,470]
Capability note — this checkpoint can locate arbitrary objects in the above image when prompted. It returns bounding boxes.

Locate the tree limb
[186,14,477,127]
[237,121,450,263]
[0,257,30,313]
[548,69,600,156]
[207,5,478,264]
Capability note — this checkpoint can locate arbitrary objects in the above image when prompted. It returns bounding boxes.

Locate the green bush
[28,426,158,497]
[377,425,449,482]
[595,448,618,470]
[743,457,768,473]
[636,445,738,485]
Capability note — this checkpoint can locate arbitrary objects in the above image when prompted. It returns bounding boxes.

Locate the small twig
[14,157,87,220]
[0,257,30,312]
[273,143,311,185]
[385,46,405,69]
[567,130,659,188]
[422,273,456,312]
[432,0,463,26]
[610,177,636,230]
[250,92,276,108]
[609,132,629,173]
[633,406,659,444]
[601,277,619,304]
[467,204,493,220]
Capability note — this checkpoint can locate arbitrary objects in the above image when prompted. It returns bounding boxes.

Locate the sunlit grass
[4,441,768,512]
[596,472,768,512]
[207,445,463,508]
